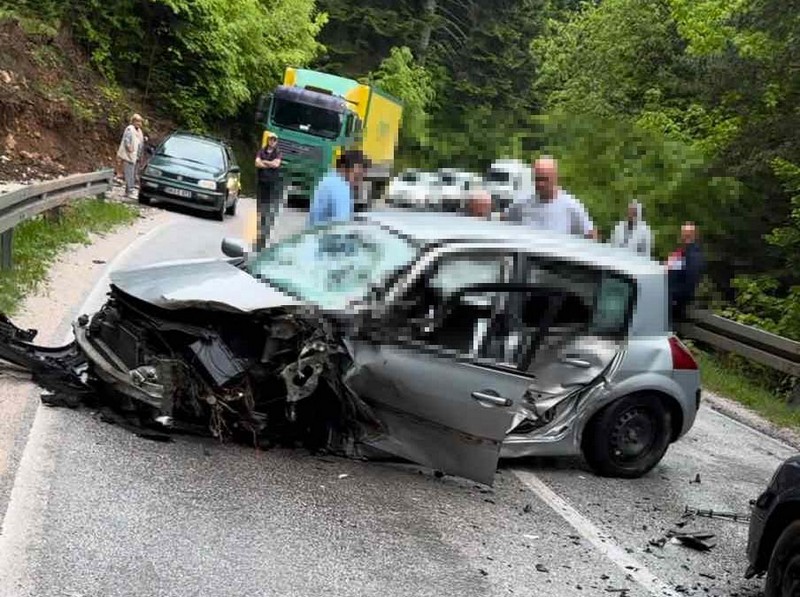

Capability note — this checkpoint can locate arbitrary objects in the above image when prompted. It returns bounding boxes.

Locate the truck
[256,68,404,208]
[484,158,533,213]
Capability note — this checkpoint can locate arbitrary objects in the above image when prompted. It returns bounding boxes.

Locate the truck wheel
[582,393,671,478]
[766,521,800,597]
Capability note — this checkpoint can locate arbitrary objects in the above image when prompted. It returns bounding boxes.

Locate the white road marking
[0,216,177,591]
[512,468,681,597]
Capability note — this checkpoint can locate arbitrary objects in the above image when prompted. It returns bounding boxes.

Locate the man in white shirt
[504,156,598,240]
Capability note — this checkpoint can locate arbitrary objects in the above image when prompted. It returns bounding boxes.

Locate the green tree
[64,0,324,127]
[367,46,436,150]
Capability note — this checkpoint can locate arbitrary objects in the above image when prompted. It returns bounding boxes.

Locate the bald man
[667,222,705,323]
[504,156,597,239]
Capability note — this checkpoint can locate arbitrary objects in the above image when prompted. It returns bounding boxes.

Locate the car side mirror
[221,237,247,258]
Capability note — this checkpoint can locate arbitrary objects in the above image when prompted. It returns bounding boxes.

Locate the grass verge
[693,348,800,429]
[0,199,139,314]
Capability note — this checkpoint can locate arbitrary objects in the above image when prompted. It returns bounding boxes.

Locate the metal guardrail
[0,169,113,269]
[681,309,800,377]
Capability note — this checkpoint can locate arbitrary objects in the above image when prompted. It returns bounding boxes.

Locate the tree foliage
[366,46,436,148]
[4,0,325,128]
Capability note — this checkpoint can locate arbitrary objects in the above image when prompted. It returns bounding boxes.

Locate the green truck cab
[256,68,403,208]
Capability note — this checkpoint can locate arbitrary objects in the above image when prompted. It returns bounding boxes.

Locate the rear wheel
[582,393,671,478]
[766,521,800,597]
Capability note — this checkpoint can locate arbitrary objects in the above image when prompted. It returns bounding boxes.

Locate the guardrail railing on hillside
[0,169,113,269]
[680,309,800,378]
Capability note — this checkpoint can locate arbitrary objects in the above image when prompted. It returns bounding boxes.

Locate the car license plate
[164,186,192,198]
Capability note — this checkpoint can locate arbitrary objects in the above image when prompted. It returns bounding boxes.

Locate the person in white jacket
[610,200,653,257]
[116,113,144,199]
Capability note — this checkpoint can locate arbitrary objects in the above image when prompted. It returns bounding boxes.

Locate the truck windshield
[272,98,342,140]
[247,222,419,310]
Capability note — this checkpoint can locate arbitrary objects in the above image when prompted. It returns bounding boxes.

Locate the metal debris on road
[669,532,717,551]
[683,505,750,523]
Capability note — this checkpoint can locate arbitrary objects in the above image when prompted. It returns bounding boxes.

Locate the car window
[386,252,516,360]
[524,256,634,338]
[428,254,513,297]
[225,146,236,168]
[158,136,225,170]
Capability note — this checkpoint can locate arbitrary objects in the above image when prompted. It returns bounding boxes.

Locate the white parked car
[433,169,484,212]
[386,169,436,209]
[485,159,532,213]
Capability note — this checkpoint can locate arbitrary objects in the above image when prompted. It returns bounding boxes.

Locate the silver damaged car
[0,212,701,485]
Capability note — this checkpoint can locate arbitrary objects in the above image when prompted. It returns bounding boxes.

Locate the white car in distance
[434,169,484,213]
[385,169,436,209]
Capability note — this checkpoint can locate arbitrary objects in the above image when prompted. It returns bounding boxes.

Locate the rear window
[158,136,225,170]
[526,258,635,337]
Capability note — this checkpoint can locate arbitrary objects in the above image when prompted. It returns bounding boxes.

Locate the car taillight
[669,336,698,370]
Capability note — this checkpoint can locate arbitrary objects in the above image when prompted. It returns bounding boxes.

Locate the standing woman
[254,132,283,247]
[116,113,144,199]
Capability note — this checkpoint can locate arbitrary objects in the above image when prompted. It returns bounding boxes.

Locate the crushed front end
[0,287,378,450]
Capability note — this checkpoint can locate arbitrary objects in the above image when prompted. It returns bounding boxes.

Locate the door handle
[471,390,512,407]
[561,357,592,368]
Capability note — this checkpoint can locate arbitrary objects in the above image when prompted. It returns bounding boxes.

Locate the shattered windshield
[248,222,419,310]
[271,98,342,139]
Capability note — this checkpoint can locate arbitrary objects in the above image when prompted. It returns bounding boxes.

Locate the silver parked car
[0,212,700,485]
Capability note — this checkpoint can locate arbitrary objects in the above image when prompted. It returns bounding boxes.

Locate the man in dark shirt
[255,132,283,247]
[667,222,705,324]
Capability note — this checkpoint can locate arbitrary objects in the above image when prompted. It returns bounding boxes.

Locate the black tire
[214,196,226,221]
[582,393,671,478]
[138,193,151,205]
[226,196,238,216]
[765,521,800,597]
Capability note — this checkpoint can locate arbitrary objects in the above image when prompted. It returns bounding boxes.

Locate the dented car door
[510,255,633,427]
[344,250,525,485]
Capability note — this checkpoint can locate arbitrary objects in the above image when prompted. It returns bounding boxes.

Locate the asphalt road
[0,198,788,597]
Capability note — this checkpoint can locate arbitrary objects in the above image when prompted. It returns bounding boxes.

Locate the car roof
[168,131,228,147]
[358,211,663,277]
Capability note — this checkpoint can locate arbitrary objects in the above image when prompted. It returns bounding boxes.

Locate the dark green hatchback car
[139,132,241,221]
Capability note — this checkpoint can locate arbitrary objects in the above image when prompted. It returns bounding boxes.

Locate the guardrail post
[0,228,14,270]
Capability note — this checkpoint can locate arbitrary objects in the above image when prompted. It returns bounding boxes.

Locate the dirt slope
[0,18,171,182]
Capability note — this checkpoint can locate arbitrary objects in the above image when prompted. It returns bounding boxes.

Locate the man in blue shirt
[308,150,369,227]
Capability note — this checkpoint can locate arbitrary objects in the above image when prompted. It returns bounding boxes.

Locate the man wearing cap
[254,133,283,243]
[308,150,369,227]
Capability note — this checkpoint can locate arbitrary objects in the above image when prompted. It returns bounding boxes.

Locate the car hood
[147,155,223,179]
[109,259,303,313]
